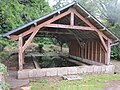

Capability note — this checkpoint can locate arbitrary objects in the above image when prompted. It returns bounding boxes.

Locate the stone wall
[18,65,115,79]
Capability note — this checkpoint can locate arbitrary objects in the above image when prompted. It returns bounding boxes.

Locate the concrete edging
[18,65,115,79]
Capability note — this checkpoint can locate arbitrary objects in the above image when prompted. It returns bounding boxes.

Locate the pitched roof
[3,1,119,42]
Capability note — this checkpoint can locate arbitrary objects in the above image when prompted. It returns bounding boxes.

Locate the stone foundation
[18,65,115,79]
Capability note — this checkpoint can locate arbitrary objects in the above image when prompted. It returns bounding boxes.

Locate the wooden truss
[10,8,112,70]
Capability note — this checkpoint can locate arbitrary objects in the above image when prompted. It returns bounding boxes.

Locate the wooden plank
[88,42,90,60]
[18,34,23,71]
[38,31,71,34]
[45,24,95,31]
[85,43,87,59]
[81,46,83,59]
[91,41,94,60]
[95,41,97,62]
[69,55,104,65]
[100,45,102,63]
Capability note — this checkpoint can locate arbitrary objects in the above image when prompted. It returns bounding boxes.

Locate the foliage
[110,24,120,60]
[53,0,70,10]
[33,37,54,45]
[0,51,9,62]
[94,0,120,26]
[0,82,9,90]
[38,56,77,68]
[38,43,44,49]
[0,0,52,34]
[31,74,120,90]
[0,63,7,73]
[111,44,120,60]
[0,37,17,48]
[39,56,55,68]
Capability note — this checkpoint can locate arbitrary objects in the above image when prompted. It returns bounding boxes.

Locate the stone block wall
[18,65,115,79]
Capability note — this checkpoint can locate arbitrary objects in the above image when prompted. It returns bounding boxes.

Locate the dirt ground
[105,80,120,90]
[111,60,120,74]
[104,60,120,90]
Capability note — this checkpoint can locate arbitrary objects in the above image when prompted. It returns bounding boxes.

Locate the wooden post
[71,12,74,26]
[18,34,23,71]
[106,40,111,65]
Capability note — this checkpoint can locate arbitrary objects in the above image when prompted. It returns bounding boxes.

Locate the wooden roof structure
[3,1,119,70]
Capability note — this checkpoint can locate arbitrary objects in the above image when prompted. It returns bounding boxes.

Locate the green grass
[31,74,120,90]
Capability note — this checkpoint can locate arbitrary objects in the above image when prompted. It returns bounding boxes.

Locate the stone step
[62,75,83,80]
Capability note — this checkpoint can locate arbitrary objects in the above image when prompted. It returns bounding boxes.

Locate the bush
[111,44,120,60]
[0,82,9,90]
[38,43,44,49]
[39,57,55,68]
[0,52,9,62]
[0,63,7,73]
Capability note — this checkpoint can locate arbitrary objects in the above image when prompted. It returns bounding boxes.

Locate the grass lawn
[30,74,120,90]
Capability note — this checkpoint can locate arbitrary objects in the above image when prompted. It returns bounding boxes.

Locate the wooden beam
[38,31,71,34]
[18,34,23,71]
[70,12,74,26]
[106,40,111,64]
[13,8,72,41]
[45,24,95,31]
[72,8,108,40]
[22,28,40,52]
[99,34,107,52]
[71,8,111,51]
[20,9,72,51]
[10,35,18,41]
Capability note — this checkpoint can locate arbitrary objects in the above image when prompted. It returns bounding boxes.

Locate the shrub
[39,56,55,68]
[0,63,7,73]
[0,52,9,62]
[111,44,120,60]
[0,82,9,90]
[38,43,44,49]
[0,36,17,48]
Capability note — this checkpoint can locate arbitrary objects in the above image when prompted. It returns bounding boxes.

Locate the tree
[0,0,52,34]
[53,0,71,10]
[93,0,120,26]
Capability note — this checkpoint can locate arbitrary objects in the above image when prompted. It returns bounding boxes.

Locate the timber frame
[3,1,119,71]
